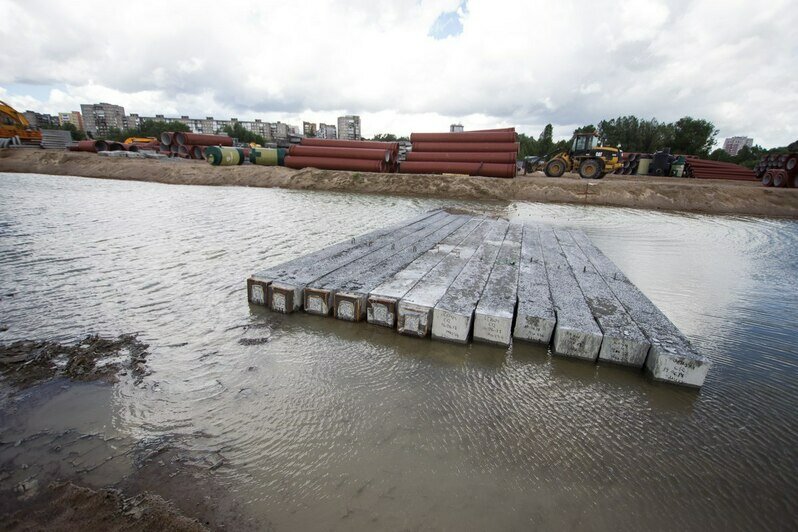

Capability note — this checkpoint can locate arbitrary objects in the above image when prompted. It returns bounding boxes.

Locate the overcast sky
[1,0,796,147]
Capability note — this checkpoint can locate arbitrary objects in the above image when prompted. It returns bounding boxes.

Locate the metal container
[205,146,245,166]
[250,148,286,166]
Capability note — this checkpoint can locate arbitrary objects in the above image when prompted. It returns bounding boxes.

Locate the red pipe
[288,145,391,161]
[411,142,520,153]
[410,131,516,143]
[399,161,516,178]
[175,132,233,146]
[107,142,125,151]
[301,138,397,151]
[69,140,109,153]
[405,151,516,164]
[284,156,387,172]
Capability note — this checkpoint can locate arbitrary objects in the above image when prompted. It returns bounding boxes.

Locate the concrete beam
[539,227,604,360]
[268,210,448,313]
[246,209,442,307]
[366,218,483,328]
[472,223,523,346]
[304,214,469,320]
[513,224,556,345]
[555,229,650,367]
[431,221,509,343]
[396,219,496,337]
[569,231,711,387]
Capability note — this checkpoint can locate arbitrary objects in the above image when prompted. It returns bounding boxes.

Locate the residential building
[271,122,290,140]
[81,102,126,137]
[58,111,84,131]
[303,121,317,137]
[22,110,59,128]
[318,123,337,139]
[722,136,753,156]
[450,123,464,132]
[337,115,361,140]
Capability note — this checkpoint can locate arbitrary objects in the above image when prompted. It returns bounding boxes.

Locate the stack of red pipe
[755,153,797,188]
[284,138,399,172]
[399,128,519,178]
[682,157,756,181]
[159,131,233,160]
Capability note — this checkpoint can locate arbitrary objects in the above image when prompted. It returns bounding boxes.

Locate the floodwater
[0,172,796,530]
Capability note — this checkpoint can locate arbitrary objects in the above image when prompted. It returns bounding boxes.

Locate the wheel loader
[540,132,622,179]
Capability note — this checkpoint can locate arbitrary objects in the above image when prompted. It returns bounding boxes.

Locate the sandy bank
[2,149,797,217]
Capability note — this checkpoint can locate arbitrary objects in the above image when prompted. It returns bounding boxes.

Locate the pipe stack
[160,131,233,160]
[400,128,518,178]
[68,140,110,153]
[284,138,399,172]
[755,152,797,188]
[682,157,757,181]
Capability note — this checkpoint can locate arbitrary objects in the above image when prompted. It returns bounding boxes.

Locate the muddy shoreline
[2,149,796,217]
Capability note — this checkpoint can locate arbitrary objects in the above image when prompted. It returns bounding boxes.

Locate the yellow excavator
[541,132,622,179]
[0,100,43,145]
[123,136,158,144]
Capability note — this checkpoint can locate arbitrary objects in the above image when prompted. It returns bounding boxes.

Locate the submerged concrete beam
[431,221,509,343]
[569,231,711,387]
[396,219,496,337]
[267,210,448,313]
[366,218,484,328]
[539,227,604,360]
[472,223,523,346]
[305,215,469,320]
[247,209,442,307]
[555,229,650,367]
[513,224,556,345]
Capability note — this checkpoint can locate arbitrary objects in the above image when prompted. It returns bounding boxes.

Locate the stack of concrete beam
[246,212,711,388]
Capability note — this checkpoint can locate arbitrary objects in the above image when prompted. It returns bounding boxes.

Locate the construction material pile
[284,138,399,172]
[400,128,519,178]
[69,140,135,153]
[160,132,233,160]
[755,153,797,188]
[683,157,757,181]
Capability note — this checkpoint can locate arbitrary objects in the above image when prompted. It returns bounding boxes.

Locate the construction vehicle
[0,100,43,145]
[541,132,622,179]
[123,136,158,144]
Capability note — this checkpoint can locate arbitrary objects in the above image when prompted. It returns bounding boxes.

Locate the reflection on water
[1,172,796,529]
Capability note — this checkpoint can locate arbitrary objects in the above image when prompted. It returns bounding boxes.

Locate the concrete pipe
[410,131,516,143]
[411,142,519,153]
[284,156,387,172]
[205,146,245,166]
[398,161,516,178]
[175,133,234,147]
[773,169,789,188]
[288,145,391,162]
[405,151,517,164]
[160,132,174,145]
[124,144,140,152]
[107,142,125,151]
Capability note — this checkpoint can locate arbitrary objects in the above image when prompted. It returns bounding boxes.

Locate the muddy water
[0,172,796,530]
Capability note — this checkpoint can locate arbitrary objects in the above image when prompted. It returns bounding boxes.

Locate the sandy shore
[2,149,796,217]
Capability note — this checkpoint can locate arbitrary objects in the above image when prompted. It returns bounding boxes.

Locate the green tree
[537,124,553,155]
[372,133,398,142]
[666,117,718,157]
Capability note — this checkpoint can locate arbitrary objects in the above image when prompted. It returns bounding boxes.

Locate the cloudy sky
[1,0,796,146]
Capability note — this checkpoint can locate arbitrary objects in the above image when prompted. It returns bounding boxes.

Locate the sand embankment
[2,149,796,217]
